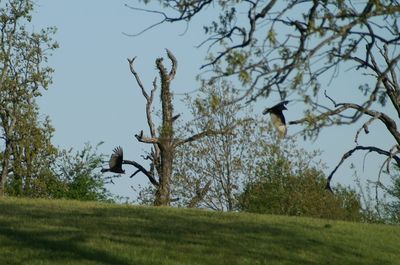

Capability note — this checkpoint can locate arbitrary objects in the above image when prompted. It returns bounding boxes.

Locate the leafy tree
[172,81,267,210]
[239,141,362,222]
[6,110,58,197]
[51,143,113,202]
[0,0,58,196]
[355,165,400,224]
[5,140,113,202]
[133,0,400,191]
[387,173,400,223]
[386,175,400,223]
[0,1,115,203]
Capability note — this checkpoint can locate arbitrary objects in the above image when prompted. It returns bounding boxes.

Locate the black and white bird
[101,146,125,174]
[262,101,289,138]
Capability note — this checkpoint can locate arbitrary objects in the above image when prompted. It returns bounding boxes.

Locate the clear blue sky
[33,1,395,200]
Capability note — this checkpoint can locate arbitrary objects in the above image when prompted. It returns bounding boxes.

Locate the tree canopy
[134,0,400,190]
[0,0,58,196]
[0,1,112,202]
[239,141,362,221]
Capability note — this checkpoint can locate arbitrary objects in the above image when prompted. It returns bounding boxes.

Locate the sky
[32,1,396,201]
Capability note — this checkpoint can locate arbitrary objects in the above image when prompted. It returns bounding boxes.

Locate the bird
[101,146,125,174]
[262,100,289,138]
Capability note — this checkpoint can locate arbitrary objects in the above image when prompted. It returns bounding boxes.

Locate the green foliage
[0,0,58,195]
[51,143,113,202]
[0,1,112,203]
[5,112,58,197]
[380,166,400,223]
[171,81,360,217]
[239,142,362,222]
[389,176,400,222]
[6,141,113,202]
[267,30,277,46]
[0,198,399,265]
[172,81,267,210]
[355,165,400,224]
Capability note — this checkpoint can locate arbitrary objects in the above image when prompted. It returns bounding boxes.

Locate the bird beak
[262,108,269,115]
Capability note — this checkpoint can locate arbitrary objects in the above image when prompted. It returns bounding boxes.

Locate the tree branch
[354,117,374,144]
[174,126,234,147]
[289,92,400,145]
[188,180,212,208]
[166,48,177,80]
[200,0,278,69]
[135,130,159,144]
[123,159,159,186]
[129,169,141,178]
[326,145,400,191]
[128,57,161,169]
[128,57,149,100]
[124,1,212,36]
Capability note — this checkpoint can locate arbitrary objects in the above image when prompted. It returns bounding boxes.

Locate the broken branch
[135,130,159,144]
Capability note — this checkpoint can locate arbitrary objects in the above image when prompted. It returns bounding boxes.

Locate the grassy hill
[0,198,398,265]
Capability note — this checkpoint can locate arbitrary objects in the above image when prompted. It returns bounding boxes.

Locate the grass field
[0,197,399,265]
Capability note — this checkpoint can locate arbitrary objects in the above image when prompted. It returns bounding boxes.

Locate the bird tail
[101,168,109,173]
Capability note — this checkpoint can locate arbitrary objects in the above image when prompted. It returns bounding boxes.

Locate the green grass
[0,198,399,265]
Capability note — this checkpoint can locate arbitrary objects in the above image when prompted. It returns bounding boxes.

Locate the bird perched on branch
[263,101,289,138]
[101,146,125,174]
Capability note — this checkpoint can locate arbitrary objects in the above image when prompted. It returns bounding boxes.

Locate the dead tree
[125,49,229,206]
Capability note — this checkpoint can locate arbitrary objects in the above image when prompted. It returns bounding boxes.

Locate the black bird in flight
[101,146,125,174]
[262,101,289,138]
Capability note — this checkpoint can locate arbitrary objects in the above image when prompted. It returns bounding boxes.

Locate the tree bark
[153,52,176,206]
[0,142,11,196]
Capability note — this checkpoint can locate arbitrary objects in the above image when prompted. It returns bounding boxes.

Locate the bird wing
[280,100,290,106]
[109,146,123,171]
[262,107,271,115]
[262,100,289,115]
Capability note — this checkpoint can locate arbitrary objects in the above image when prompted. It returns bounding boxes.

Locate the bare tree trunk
[155,146,173,206]
[126,50,232,206]
[153,54,176,206]
[0,144,11,196]
[0,115,16,197]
